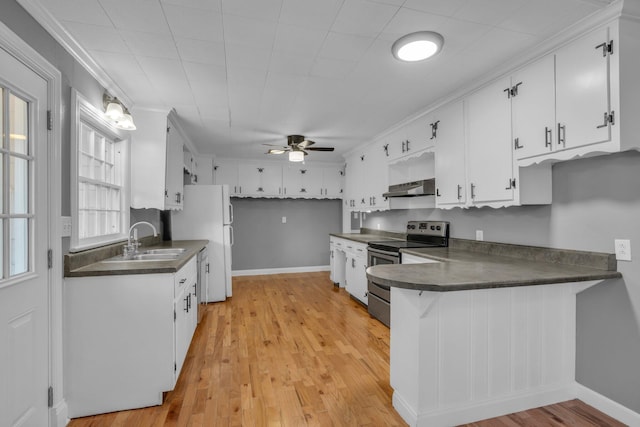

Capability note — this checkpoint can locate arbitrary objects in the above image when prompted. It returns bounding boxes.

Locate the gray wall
[363,150,640,413]
[1,0,107,253]
[231,198,342,271]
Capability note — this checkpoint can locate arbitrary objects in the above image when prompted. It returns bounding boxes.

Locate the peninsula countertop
[366,243,622,292]
[65,240,208,277]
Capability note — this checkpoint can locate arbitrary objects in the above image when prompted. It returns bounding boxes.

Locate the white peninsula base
[390,281,602,427]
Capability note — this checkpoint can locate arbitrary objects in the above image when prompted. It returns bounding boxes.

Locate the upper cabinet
[466,77,516,206]
[384,115,434,163]
[434,101,466,207]
[344,141,389,212]
[131,109,186,210]
[214,159,344,199]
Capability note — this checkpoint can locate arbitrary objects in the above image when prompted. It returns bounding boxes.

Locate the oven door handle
[369,280,391,291]
[367,247,399,258]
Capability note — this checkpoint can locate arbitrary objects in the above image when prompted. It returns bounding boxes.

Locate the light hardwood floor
[68,272,625,427]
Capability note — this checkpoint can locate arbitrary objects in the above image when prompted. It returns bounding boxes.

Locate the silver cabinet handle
[401,140,406,152]
[545,126,552,148]
[505,178,516,190]
[406,139,410,151]
[457,185,462,200]
[557,123,566,146]
[470,183,476,199]
[229,226,234,246]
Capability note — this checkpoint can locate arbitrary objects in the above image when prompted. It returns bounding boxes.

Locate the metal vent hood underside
[382,179,436,198]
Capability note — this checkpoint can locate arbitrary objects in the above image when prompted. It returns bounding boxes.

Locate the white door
[0,46,50,427]
[434,101,466,206]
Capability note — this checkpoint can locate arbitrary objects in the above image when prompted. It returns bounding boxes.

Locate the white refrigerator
[171,184,233,302]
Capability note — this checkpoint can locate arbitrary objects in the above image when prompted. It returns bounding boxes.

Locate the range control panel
[406,221,450,238]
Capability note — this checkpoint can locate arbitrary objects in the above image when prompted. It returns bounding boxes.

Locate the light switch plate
[61,216,72,237]
[476,230,483,241]
[615,239,631,261]
[281,216,287,224]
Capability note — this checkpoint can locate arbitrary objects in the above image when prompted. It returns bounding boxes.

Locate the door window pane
[9,93,28,155]
[10,218,28,276]
[10,155,29,214]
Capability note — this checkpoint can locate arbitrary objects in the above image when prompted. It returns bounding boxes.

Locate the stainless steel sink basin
[102,253,180,263]
[142,248,186,255]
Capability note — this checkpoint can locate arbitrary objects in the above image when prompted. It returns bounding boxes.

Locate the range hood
[382,179,436,198]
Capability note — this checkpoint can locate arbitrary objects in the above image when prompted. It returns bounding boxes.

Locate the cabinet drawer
[175,256,197,294]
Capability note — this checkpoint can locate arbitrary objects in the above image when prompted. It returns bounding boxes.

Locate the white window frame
[70,89,130,252]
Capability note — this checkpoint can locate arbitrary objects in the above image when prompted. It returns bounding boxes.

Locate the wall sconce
[103,92,136,130]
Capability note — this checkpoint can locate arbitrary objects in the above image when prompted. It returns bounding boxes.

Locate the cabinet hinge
[167,126,171,133]
[596,40,614,57]
[511,178,517,189]
[174,363,177,372]
[608,111,615,125]
[174,310,176,321]
[48,386,53,408]
[47,249,53,269]
[165,189,168,198]
[46,110,53,131]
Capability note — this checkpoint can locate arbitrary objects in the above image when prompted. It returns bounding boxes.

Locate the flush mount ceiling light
[392,31,444,62]
[103,92,136,130]
[288,149,305,162]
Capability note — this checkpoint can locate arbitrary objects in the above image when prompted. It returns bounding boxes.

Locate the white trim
[0,17,64,427]
[574,382,640,426]
[232,265,330,277]
[50,401,68,427]
[15,0,132,107]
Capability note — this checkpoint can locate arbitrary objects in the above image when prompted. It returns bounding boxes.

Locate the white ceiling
[35,0,612,162]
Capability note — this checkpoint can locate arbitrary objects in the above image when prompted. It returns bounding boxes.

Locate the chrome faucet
[123,221,158,258]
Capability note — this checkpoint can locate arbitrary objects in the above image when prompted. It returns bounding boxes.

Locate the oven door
[367,247,399,267]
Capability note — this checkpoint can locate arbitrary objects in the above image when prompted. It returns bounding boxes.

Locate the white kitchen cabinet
[345,142,388,212]
[213,159,239,194]
[434,101,466,208]
[344,152,364,210]
[512,55,556,160]
[164,117,185,209]
[321,165,344,198]
[64,257,198,417]
[344,241,368,305]
[331,237,347,288]
[466,77,516,206]
[556,26,612,151]
[383,127,407,162]
[403,114,433,157]
[131,109,186,210]
[282,164,323,197]
[237,162,282,197]
[193,156,214,185]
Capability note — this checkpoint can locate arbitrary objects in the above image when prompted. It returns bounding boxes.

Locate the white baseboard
[574,382,640,426]
[232,265,330,277]
[50,399,69,427]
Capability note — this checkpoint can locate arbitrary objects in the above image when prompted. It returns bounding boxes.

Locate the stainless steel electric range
[367,221,450,327]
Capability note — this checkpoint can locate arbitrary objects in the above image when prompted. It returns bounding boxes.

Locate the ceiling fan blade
[298,139,315,148]
[306,147,335,151]
[263,143,289,148]
[267,149,286,154]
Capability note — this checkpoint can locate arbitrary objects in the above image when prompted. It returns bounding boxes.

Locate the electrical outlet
[476,230,483,241]
[377,223,381,230]
[282,216,287,224]
[61,216,72,237]
[615,239,631,261]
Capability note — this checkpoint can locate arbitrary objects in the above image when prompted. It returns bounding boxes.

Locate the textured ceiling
[35,0,612,162]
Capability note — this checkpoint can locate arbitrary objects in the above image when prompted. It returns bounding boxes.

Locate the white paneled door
[0,45,49,427]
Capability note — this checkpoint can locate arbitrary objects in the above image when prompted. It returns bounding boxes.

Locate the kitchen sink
[102,253,181,263]
[142,248,186,255]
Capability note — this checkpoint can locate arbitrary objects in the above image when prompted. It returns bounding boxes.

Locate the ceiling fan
[265,135,335,161]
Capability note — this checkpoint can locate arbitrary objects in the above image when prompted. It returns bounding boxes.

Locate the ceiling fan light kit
[392,31,444,62]
[288,150,305,162]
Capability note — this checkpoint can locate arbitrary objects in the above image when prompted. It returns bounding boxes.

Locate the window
[70,90,129,251]
[1,86,33,278]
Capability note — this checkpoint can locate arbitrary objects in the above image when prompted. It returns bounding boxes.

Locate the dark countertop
[65,240,208,277]
[366,246,622,292]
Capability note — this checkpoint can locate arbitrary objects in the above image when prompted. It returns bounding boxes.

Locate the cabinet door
[350,153,367,210]
[367,140,389,210]
[405,115,433,155]
[283,165,322,197]
[352,250,368,305]
[466,77,515,205]
[165,122,184,209]
[238,163,281,196]
[434,101,466,206]
[556,26,611,150]
[512,55,556,160]
[322,166,344,198]
[385,127,408,162]
[174,285,191,378]
[214,161,239,194]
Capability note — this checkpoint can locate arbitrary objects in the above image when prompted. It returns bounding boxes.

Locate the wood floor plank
[68,272,624,427]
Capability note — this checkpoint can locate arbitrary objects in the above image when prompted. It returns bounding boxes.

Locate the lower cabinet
[343,241,368,305]
[64,257,198,418]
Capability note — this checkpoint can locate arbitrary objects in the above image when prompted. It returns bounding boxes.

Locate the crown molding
[17,0,133,107]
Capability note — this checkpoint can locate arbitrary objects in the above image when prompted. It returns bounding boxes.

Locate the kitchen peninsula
[366,241,621,427]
